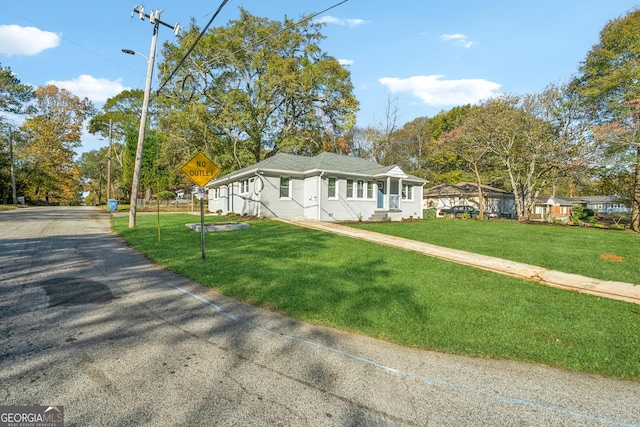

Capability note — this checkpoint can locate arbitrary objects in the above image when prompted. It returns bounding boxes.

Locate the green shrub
[423,209,437,219]
[573,205,597,221]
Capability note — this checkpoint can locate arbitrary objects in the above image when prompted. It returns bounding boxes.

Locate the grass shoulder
[112,214,640,381]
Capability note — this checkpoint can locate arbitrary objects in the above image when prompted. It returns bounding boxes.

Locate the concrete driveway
[1,206,639,426]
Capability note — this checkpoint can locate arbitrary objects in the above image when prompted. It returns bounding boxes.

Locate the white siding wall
[209,174,424,221]
[317,177,372,221]
[207,186,226,214]
[395,186,423,220]
[254,175,304,218]
[303,176,319,219]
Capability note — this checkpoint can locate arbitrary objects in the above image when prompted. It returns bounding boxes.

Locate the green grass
[350,219,640,284]
[112,214,640,380]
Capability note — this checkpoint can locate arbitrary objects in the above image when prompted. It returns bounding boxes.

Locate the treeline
[0,8,638,230]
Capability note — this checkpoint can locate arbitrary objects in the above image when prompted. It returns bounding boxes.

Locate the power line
[155,0,231,96]
[233,0,348,57]
[155,0,349,98]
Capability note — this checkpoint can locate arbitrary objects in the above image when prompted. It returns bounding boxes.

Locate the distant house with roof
[423,182,515,218]
[581,195,632,215]
[530,195,632,223]
[205,152,427,222]
[530,196,580,223]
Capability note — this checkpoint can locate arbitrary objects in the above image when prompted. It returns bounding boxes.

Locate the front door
[377,181,385,209]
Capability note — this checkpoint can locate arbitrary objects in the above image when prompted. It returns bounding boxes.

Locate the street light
[121,49,148,61]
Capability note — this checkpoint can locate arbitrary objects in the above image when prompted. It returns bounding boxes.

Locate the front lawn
[112,214,640,380]
[350,219,640,284]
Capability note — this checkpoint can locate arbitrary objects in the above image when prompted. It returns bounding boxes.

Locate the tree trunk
[631,145,640,233]
[472,162,484,218]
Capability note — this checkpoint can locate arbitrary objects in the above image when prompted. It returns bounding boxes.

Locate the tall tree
[442,107,494,218]
[0,64,34,203]
[18,85,95,204]
[0,63,34,115]
[88,89,144,139]
[158,8,359,169]
[571,8,640,232]
[88,90,145,200]
[394,116,434,177]
[448,93,580,221]
[368,95,401,165]
[77,147,109,205]
[534,83,591,197]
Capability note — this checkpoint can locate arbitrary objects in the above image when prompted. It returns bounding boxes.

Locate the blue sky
[2,0,639,154]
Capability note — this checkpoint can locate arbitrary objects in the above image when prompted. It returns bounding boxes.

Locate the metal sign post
[181,152,221,260]
[200,193,205,259]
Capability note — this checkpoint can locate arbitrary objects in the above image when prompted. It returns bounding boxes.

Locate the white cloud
[379,75,501,107]
[315,15,367,27]
[338,59,354,66]
[441,33,474,48]
[0,25,60,56]
[46,75,129,103]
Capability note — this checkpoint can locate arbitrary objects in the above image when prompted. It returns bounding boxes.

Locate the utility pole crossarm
[133,6,180,35]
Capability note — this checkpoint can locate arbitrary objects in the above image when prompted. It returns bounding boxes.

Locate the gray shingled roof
[424,182,513,197]
[580,195,625,204]
[208,152,426,185]
[534,195,583,206]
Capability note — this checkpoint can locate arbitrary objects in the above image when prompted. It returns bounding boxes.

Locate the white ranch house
[205,152,427,222]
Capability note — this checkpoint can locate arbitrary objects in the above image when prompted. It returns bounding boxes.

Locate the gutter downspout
[318,172,324,221]
[255,172,263,218]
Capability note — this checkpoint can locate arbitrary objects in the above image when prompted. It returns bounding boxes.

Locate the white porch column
[386,176,391,209]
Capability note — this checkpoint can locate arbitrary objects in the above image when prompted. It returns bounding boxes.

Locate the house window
[280,177,291,199]
[357,180,364,198]
[239,179,249,194]
[212,188,219,199]
[328,177,337,199]
[402,184,413,201]
[347,179,374,199]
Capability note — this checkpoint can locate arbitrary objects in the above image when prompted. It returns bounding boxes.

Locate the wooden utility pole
[125,6,179,228]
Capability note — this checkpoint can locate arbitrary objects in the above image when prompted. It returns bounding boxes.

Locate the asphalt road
[1,206,639,427]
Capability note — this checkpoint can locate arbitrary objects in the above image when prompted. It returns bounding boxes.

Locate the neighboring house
[205,152,427,222]
[530,196,581,223]
[423,182,515,218]
[531,195,632,223]
[581,195,632,215]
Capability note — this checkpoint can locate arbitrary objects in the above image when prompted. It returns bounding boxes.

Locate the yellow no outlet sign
[181,152,220,187]
[180,152,221,261]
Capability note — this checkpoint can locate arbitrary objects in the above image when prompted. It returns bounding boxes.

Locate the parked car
[439,205,480,218]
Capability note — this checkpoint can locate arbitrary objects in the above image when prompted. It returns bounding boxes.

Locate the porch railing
[390,195,400,209]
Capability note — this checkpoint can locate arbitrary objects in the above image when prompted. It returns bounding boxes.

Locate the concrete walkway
[277,218,640,306]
